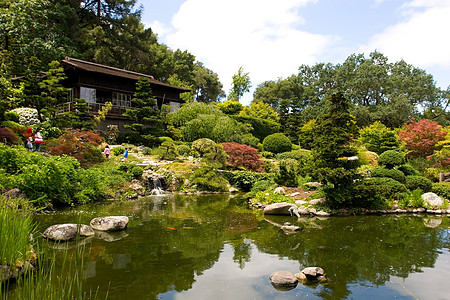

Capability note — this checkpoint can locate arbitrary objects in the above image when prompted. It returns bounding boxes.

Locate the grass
[0,194,106,299]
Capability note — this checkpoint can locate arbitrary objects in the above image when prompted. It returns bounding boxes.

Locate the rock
[304,182,322,188]
[424,218,442,228]
[422,192,444,208]
[294,272,307,281]
[310,198,326,205]
[301,267,325,279]
[269,271,298,290]
[315,210,330,216]
[290,192,301,197]
[95,230,129,242]
[229,187,239,193]
[416,207,426,213]
[6,188,24,200]
[298,207,310,215]
[273,187,286,195]
[43,224,94,241]
[264,202,297,215]
[391,204,399,210]
[128,179,145,195]
[309,208,317,214]
[281,225,301,233]
[295,200,308,206]
[90,216,129,231]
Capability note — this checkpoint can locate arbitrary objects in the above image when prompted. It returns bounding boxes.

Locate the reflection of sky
[387,250,450,300]
[166,243,323,300]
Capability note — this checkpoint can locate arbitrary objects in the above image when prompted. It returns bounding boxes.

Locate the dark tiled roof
[62,57,190,92]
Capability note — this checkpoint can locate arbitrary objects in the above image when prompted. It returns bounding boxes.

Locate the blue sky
[137,0,450,105]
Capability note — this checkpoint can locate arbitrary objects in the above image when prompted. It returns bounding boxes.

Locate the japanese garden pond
[31,194,450,299]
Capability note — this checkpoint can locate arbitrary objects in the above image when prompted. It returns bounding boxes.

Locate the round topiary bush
[112,146,125,156]
[131,166,144,179]
[354,177,408,201]
[378,150,404,169]
[405,175,433,193]
[370,167,406,183]
[192,138,216,157]
[263,133,292,154]
[397,164,421,176]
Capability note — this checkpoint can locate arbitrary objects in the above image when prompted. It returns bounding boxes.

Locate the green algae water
[32,194,450,299]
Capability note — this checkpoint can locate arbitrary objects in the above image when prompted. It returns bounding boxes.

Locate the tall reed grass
[0,194,105,299]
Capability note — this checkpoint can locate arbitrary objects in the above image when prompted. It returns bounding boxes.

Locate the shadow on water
[33,194,450,299]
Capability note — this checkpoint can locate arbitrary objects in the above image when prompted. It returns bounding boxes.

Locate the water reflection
[34,195,450,299]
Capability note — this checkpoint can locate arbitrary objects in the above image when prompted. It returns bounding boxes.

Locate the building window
[169,101,181,112]
[67,88,75,102]
[80,87,96,103]
[113,92,132,107]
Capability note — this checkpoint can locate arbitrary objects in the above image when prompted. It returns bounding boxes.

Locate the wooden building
[60,57,190,130]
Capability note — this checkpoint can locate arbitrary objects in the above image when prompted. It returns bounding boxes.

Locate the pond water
[32,194,450,300]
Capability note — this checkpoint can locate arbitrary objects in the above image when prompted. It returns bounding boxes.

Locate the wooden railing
[440,171,450,182]
[58,102,132,117]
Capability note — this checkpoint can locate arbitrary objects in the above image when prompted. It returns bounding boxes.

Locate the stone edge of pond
[249,200,450,216]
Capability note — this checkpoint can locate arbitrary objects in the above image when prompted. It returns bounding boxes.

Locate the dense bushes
[405,175,433,193]
[432,182,450,199]
[223,170,272,192]
[371,167,406,183]
[378,150,404,168]
[263,133,292,154]
[354,177,408,205]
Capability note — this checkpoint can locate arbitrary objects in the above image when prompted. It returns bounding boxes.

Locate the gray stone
[422,192,444,208]
[43,224,94,241]
[290,192,301,197]
[295,200,308,206]
[281,225,301,233]
[264,202,297,215]
[269,271,298,289]
[229,187,239,193]
[90,216,129,231]
[273,187,286,195]
[315,210,330,216]
[310,198,326,205]
[298,207,310,215]
[301,267,325,279]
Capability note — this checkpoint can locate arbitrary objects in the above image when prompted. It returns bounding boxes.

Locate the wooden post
[440,171,445,182]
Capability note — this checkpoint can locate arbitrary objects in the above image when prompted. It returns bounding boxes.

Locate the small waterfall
[150,177,165,195]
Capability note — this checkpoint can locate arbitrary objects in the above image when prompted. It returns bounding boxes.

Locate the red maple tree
[398,119,447,158]
[221,142,265,172]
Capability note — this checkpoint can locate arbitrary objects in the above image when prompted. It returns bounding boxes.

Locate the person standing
[122,147,128,162]
[103,145,111,159]
[32,128,43,152]
[25,136,33,151]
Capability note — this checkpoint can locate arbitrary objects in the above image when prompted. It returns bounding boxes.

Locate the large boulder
[296,267,327,283]
[269,271,298,290]
[43,224,94,241]
[422,192,444,208]
[90,216,129,231]
[264,202,297,215]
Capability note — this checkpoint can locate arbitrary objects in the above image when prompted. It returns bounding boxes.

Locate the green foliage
[157,141,178,160]
[239,102,279,123]
[192,138,216,157]
[262,133,292,154]
[112,147,125,156]
[231,115,280,142]
[432,182,450,199]
[167,102,223,127]
[228,66,251,102]
[253,191,293,205]
[405,175,433,193]
[273,162,298,187]
[217,101,243,115]
[370,167,406,183]
[354,177,408,204]
[359,121,400,154]
[276,149,312,171]
[244,179,276,198]
[131,166,144,179]
[397,164,421,176]
[190,166,228,192]
[298,119,316,150]
[5,111,19,122]
[176,144,192,157]
[223,171,272,192]
[378,150,405,169]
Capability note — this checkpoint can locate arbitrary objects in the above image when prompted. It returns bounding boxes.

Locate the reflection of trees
[249,215,450,299]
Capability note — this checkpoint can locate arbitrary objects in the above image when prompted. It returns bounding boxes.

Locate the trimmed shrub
[405,175,433,193]
[397,164,421,176]
[4,111,19,122]
[112,147,125,156]
[223,170,272,192]
[131,166,144,179]
[432,182,450,200]
[354,177,408,201]
[370,167,406,183]
[190,167,228,192]
[176,144,191,157]
[378,150,404,169]
[192,138,216,157]
[263,133,292,154]
[274,162,297,187]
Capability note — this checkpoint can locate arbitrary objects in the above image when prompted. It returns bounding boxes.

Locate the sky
[137,0,450,105]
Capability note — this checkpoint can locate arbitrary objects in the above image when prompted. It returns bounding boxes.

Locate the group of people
[25,127,44,152]
[103,145,128,161]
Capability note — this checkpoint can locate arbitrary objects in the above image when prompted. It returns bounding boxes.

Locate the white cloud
[159,0,336,104]
[361,1,450,69]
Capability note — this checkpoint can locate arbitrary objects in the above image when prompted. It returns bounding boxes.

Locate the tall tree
[228,66,251,102]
